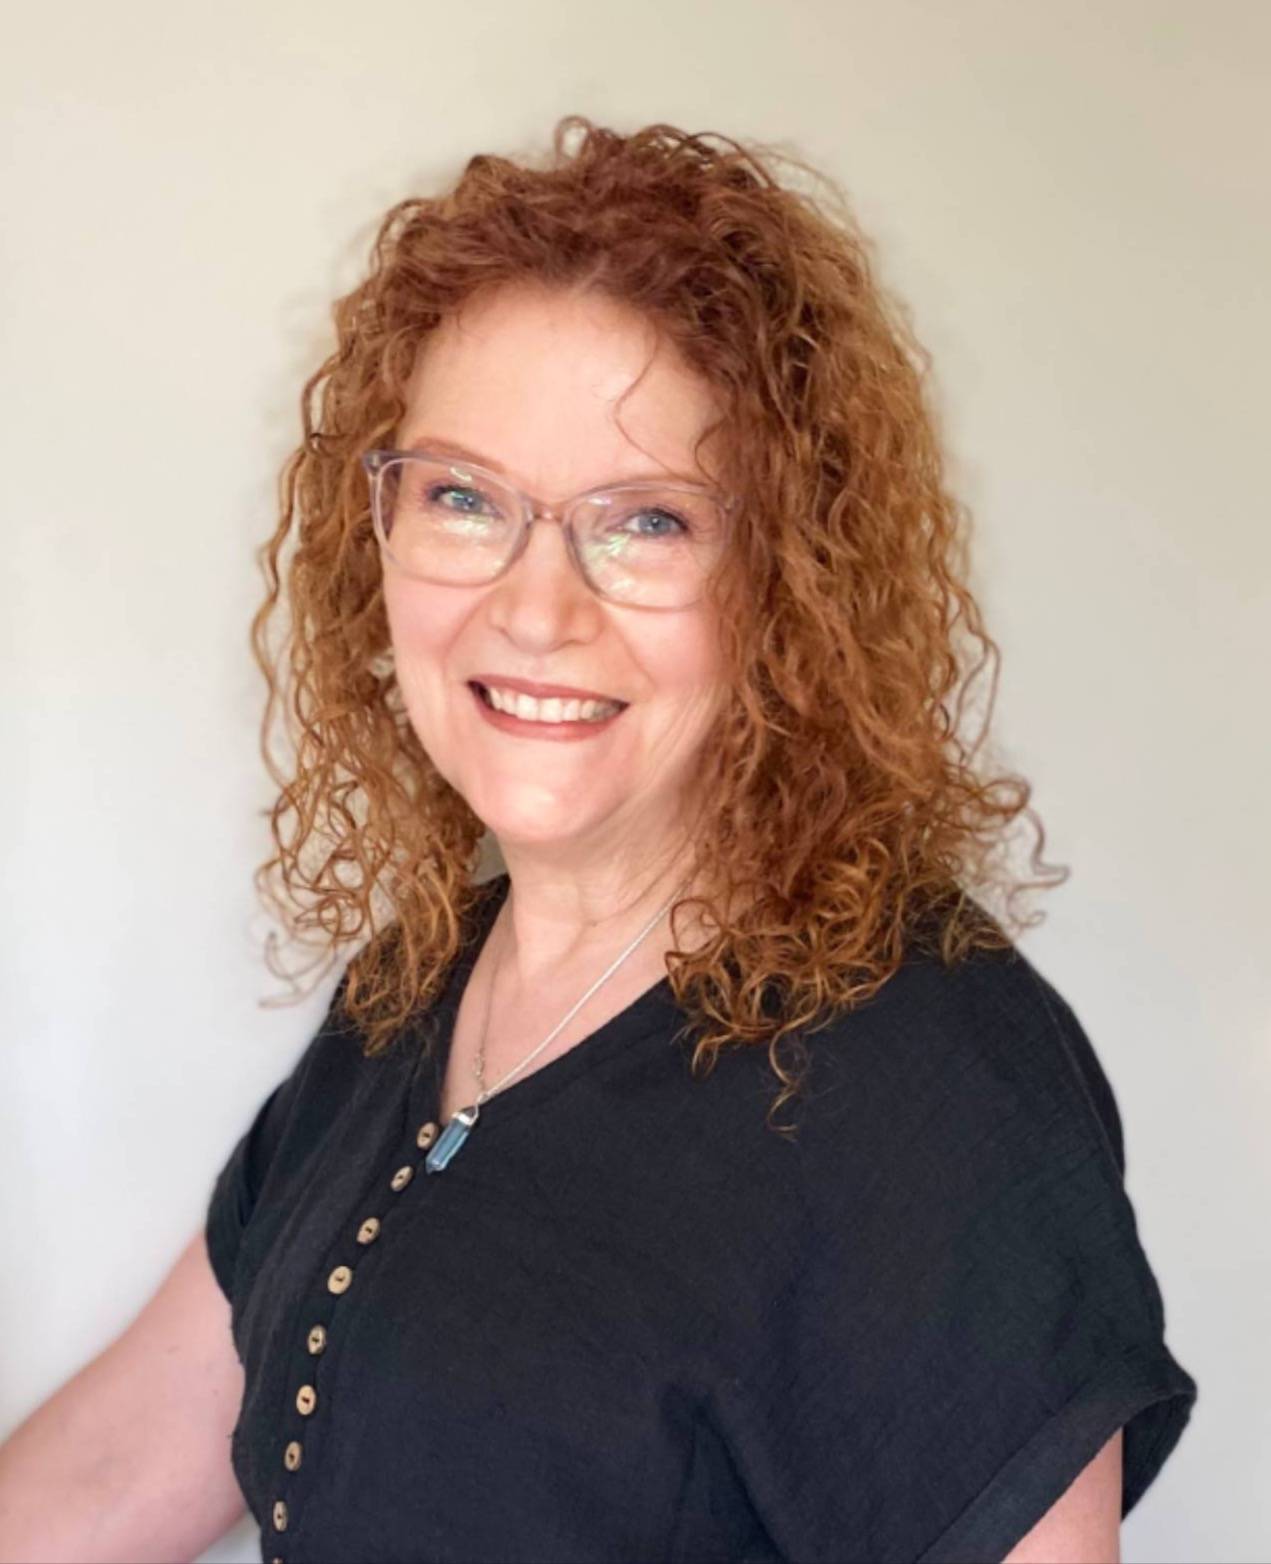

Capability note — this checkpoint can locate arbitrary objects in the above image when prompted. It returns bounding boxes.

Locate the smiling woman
[378,283,731,877]
[0,115,1196,1564]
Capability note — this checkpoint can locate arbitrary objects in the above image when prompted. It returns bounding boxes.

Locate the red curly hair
[252,115,1066,1129]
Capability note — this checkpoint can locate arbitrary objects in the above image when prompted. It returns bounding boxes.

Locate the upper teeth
[481,685,622,723]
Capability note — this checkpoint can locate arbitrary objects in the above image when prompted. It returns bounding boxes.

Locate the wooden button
[416,1121,439,1149]
[283,1439,302,1471]
[390,1164,414,1192]
[295,1384,317,1416]
[327,1264,353,1295]
[307,1324,327,1355]
[356,1217,381,1245]
[273,1498,289,1531]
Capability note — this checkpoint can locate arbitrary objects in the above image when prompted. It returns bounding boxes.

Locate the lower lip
[468,683,626,742]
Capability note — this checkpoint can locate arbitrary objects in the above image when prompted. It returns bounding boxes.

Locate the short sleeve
[711,944,1198,1564]
[204,974,351,1302]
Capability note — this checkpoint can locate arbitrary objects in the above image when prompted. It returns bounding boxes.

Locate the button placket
[264,897,489,1558]
[269,1111,445,1550]
[272,1120,439,1545]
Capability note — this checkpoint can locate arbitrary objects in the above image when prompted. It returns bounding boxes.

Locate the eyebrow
[399,434,712,490]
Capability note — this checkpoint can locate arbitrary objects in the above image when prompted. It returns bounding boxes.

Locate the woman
[0,117,1196,1563]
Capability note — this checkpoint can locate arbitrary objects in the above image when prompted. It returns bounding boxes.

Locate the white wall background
[2,2,1266,1560]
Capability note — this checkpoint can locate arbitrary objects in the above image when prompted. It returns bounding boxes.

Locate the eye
[616,506,691,538]
[425,482,503,519]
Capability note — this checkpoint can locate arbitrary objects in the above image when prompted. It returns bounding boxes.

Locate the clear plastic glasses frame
[361,447,736,610]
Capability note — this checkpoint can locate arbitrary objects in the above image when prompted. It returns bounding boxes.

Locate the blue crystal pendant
[425,1103,481,1173]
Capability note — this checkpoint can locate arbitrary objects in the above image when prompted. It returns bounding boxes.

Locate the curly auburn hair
[252,114,1066,1128]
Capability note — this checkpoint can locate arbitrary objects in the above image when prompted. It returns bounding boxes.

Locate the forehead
[397,283,725,496]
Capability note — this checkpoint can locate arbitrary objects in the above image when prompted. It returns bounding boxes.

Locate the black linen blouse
[206,874,1197,1564]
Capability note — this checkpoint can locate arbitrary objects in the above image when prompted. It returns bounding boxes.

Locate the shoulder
[209,973,379,1226]
[249,877,504,1140]
[272,971,373,1113]
[789,934,1127,1188]
[705,938,1197,1560]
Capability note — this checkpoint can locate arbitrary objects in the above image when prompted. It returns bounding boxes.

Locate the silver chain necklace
[423,880,686,1174]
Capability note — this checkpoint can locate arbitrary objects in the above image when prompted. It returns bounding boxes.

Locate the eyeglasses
[361,448,734,610]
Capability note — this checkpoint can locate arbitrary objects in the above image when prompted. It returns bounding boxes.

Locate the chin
[465,782,612,849]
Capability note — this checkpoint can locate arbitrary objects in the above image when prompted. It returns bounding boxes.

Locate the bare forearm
[0,1233,247,1564]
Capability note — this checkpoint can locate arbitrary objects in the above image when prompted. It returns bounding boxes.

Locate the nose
[483,513,605,652]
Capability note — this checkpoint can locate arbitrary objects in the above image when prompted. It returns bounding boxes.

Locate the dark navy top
[205,873,1197,1563]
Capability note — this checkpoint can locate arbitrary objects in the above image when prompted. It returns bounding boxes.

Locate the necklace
[424,879,686,1174]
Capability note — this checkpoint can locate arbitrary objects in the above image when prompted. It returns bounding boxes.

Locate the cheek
[635,611,726,719]
[382,580,474,761]
[383,578,468,672]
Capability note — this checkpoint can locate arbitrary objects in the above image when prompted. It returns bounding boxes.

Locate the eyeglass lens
[372,455,725,608]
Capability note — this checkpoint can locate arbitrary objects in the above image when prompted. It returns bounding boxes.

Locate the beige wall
[2,2,1266,1559]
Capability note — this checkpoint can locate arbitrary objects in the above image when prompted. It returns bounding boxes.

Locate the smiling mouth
[469,681,627,725]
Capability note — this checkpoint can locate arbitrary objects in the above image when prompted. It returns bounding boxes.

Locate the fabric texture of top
[206,873,1197,1564]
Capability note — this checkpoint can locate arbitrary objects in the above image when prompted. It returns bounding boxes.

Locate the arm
[0,1228,247,1564]
[1003,1429,1123,1563]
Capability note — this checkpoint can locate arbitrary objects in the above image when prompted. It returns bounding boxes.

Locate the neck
[486,837,707,988]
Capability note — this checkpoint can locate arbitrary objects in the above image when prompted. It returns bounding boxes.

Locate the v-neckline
[408,873,683,1136]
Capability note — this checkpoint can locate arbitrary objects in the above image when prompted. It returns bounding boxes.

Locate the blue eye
[619,507,690,538]
[426,483,501,518]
